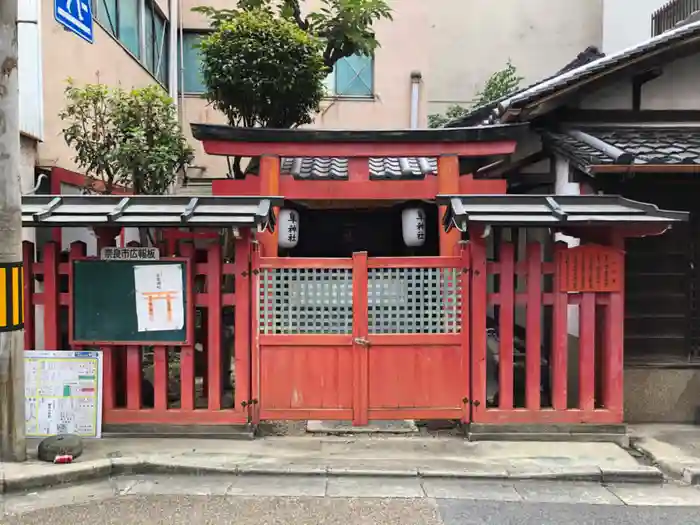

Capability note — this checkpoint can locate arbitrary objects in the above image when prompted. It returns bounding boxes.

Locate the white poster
[133,264,185,332]
[25,350,103,438]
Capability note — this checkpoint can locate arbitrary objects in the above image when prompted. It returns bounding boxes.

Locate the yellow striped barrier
[0,262,23,332]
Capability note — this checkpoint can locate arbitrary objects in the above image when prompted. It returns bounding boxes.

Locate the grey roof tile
[541,126,700,171]
[280,157,437,180]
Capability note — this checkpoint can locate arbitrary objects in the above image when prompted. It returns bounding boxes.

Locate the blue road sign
[55,0,94,44]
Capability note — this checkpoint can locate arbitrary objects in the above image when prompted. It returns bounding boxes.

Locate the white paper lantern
[402,207,426,247]
[278,208,300,249]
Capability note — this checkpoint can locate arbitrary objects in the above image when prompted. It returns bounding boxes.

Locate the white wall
[602,0,669,55]
[18,0,43,140]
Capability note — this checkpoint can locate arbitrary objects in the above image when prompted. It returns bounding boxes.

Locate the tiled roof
[280,157,438,180]
[541,126,700,172]
[499,20,700,120]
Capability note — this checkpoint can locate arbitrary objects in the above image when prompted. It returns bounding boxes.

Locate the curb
[630,438,700,485]
[1,459,666,494]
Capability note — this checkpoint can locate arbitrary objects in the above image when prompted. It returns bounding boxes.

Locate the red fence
[22,235,252,428]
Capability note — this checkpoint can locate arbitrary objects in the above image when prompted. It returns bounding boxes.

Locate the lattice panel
[368,268,462,334]
[258,268,353,334]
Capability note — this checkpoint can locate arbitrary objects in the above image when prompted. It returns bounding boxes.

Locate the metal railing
[652,0,700,36]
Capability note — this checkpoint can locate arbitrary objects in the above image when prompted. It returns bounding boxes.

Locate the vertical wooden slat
[153,345,168,411]
[437,155,460,256]
[126,345,142,409]
[498,242,515,409]
[579,292,596,411]
[551,242,569,411]
[235,232,252,417]
[460,244,471,423]
[179,242,196,410]
[470,233,488,415]
[352,251,369,426]
[101,346,116,411]
[249,241,260,423]
[525,242,542,410]
[68,241,86,350]
[42,242,60,349]
[603,235,624,415]
[207,243,222,410]
[22,241,35,350]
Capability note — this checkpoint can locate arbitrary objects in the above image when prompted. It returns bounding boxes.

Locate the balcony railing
[652,0,700,36]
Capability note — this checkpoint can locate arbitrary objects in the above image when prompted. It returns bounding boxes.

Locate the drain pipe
[410,71,422,129]
[168,0,179,106]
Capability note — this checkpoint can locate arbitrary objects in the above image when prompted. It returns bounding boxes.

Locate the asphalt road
[5,494,700,525]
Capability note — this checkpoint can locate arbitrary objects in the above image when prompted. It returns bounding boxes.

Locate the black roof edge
[191,123,529,145]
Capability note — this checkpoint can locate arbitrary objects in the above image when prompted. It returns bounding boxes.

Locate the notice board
[71,259,191,345]
[25,350,103,438]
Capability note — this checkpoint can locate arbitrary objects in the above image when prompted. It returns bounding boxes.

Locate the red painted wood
[104,409,249,425]
[126,346,142,409]
[438,155,460,256]
[525,243,542,410]
[259,155,280,257]
[363,333,463,346]
[201,139,518,158]
[578,292,596,411]
[235,233,252,417]
[179,243,196,410]
[458,175,507,194]
[488,292,611,307]
[551,242,569,411]
[498,242,515,410]
[259,409,352,421]
[603,235,625,413]
[474,408,621,425]
[347,158,370,182]
[207,243,222,410]
[369,409,464,420]
[212,177,262,197]
[259,334,354,346]
[153,345,168,411]
[557,244,624,293]
[22,241,35,350]
[258,257,353,269]
[460,245,471,423]
[470,234,488,415]
[352,251,369,426]
[101,346,116,411]
[368,256,462,269]
[42,242,60,349]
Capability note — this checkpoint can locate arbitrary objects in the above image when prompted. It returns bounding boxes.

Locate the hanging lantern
[402,207,426,247]
[278,208,300,249]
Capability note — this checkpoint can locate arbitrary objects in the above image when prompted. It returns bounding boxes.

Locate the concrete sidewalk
[0,435,661,494]
[630,424,700,484]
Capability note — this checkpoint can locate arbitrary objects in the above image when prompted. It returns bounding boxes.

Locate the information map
[25,350,103,438]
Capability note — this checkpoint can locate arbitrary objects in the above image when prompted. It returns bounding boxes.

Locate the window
[144,1,169,86]
[181,33,207,94]
[325,54,374,97]
[95,0,140,57]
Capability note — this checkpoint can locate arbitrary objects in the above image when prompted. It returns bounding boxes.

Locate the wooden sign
[556,244,623,293]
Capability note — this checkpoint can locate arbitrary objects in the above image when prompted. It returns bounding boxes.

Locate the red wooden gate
[252,251,471,425]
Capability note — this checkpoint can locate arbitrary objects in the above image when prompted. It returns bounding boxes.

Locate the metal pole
[0,0,26,462]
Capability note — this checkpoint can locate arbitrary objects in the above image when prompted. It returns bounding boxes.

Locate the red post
[551,242,569,411]
[153,345,168,411]
[525,242,542,410]
[498,241,515,409]
[235,231,252,416]
[207,242,222,410]
[22,241,35,350]
[470,231,488,414]
[352,251,369,426]
[460,244,471,423]
[179,243,196,410]
[42,242,60,349]
[102,346,116,411]
[126,345,142,409]
[578,292,596,411]
[437,155,460,257]
[259,155,280,257]
[603,233,624,415]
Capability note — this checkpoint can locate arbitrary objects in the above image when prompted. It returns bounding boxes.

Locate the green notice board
[71,260,189,345]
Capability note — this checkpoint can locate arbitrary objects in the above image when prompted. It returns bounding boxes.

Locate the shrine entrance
[253,251,470,424]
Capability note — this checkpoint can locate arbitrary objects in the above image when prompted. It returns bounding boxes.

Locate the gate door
[360,254,470,424]
[253,252,470,424]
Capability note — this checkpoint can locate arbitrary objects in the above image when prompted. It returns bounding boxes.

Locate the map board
[25,350,103,438]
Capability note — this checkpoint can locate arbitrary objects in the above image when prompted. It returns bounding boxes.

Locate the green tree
[60,81,194,195]
[428,61,524,128]
[194,0,392,177]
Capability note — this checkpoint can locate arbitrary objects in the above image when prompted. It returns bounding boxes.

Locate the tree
[194,0,392,177]
[60,81,194,195]
[428,61,524,128]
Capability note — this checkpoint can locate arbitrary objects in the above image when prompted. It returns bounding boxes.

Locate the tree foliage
[60,81,194,195]
[428,61,524,128]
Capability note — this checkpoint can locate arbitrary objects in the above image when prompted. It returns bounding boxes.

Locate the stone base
[467,423,628,446]
[306,420,418,434]
[103,424,255,440]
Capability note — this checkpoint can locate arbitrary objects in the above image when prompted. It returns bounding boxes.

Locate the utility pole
[0,0,26,462]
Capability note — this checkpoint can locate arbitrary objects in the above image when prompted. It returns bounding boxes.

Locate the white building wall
[602,0,669,54]
[18,0,43,141]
